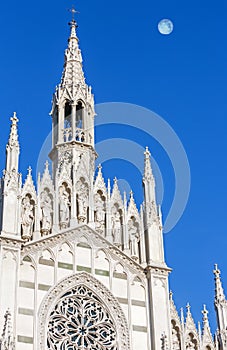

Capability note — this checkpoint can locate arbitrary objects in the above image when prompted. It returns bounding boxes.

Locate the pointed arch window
[76,101,84,129]
[64,102,72,129]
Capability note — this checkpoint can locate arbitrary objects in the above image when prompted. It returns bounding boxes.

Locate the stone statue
[59,187,70,228]
[112,209,122,246]
[172,328,180,350]
[40,191,52,235]
[186,336,196,350]
[94,194,105,234]
[77,183,88,223]
[128,219,139,259]
[21,195,34,241]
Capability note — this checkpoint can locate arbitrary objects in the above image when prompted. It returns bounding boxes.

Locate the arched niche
[18,255,35,311]
[131,276,146,328]
[112,263,128,299]
[38,272,130,350]
[57,242,74,280]
[94,249,110,288]
[38,249,55,287]
[76,241,92,272]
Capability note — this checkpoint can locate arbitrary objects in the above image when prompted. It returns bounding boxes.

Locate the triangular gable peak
[94,164,107,197]
[185,304,200,349]
[110,178,124,209]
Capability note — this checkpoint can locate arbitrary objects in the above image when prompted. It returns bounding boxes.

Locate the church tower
[0,13,172,350]
[49,17,96,230]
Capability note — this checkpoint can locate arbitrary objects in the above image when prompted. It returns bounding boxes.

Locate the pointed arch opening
[64,101,72,142]
[75,101,85,142]
[76,101,83,128]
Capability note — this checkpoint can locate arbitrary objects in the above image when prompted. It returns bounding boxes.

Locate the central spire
[60,14,85,88]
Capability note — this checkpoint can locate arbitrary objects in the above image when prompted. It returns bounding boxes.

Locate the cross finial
[45,160,49,171]
[68,5,79,23]
[10,112,18,125]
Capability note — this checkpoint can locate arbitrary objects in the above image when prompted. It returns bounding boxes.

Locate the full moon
[158,19,174,35]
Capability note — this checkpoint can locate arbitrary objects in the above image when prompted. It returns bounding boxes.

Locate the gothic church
[0,17,226,350]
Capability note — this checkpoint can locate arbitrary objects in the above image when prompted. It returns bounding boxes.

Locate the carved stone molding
[21,225,145,277]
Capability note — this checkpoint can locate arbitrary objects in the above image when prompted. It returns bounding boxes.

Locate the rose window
[47,285,118,350]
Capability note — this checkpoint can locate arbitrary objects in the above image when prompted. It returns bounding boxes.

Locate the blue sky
[0,0,227,332]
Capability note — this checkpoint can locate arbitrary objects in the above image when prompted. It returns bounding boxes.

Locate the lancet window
[76,101,83,129]
[64,102,72,129]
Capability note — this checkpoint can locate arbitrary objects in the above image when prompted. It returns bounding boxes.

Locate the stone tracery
[47,285,118,350]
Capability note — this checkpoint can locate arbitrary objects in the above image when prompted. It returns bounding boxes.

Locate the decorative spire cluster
[170,293,216,350]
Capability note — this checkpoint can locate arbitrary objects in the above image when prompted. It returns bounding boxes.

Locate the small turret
[0,114,21,235]
[214,264,227,349]
[143,146,165,265]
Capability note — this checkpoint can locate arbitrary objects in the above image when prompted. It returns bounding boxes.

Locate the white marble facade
[0,17,226,350]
